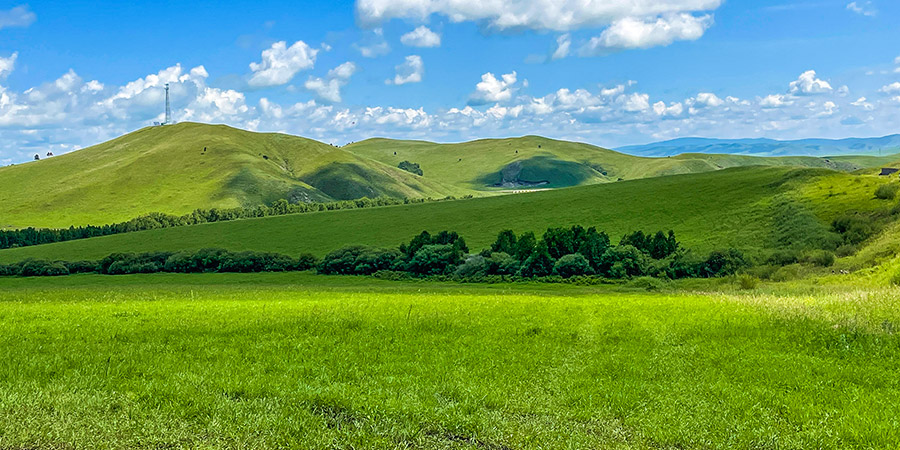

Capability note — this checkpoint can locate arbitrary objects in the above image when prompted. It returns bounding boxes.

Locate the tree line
[0,195,469,250]
[317,226,748,280]
[0,226,748,281]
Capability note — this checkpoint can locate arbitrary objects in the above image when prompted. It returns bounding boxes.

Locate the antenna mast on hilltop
[164,83,171,125]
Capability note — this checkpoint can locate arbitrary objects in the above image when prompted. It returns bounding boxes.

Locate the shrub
[835,244,858,258]
[803,250,835,267]
[737,274,760,290]
[518,242,555,278]
[454,255,489,277]
[875,183,899,200]
[18,260,69,277]
[0,263,20,276]
[768,250,800,267]
[486,252,520,275]
[599,245,647,278]
[702,249,748,277]
[397,160,423,176]
[406,244,463,275]
[891,269,900,286]
[771,264,802,282]
[295,253,319,270]
[832,213,876,245]
[553,253,593,278]
[64,260,99,274]
[627,276,666,291]
[107,260,160,275]
[318,246,400,275]
[100,252,172,275]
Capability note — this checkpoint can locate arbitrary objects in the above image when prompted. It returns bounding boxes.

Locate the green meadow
[2,273,899,449]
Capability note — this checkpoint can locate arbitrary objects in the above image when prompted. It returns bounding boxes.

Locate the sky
[1,0,900,163]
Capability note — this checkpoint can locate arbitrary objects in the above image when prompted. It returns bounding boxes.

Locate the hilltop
[345,135,893,191]
[1,123,896,229]
[0,123,463,228]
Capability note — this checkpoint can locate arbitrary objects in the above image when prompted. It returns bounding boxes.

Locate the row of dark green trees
[0,196,467,250]
[318,226,748,279]
[0,226,747,281]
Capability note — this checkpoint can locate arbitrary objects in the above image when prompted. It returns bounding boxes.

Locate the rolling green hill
[2,166,893,264]
[345,136,896,190]
[0,123,464,228]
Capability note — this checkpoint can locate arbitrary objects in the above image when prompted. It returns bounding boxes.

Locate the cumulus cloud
[305,62,357,102]
[789,70,833,95]
[653,101,684,116]
[400,26,441,47]
[846,1,876,16]
[692,92,724,107]
[760,94,793,108]
[0,52,17,80]
[0,5,36,30]
[851,97,874,110]
[552,34,571,60]
[355,0,722,32]
[388,55,424,85]
[879,82,900,94]
[469,71,517,104]
[581,13,712,55]
[248,41,318,87]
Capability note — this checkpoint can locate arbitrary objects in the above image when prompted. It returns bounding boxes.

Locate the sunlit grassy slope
[2,166,893,264]
[345,135,894,190]
[1,273,899,448]
[0,123,463,228]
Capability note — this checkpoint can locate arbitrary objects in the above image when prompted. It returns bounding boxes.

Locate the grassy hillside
[345,135,893,191]
[0,123,463,228]
[2,166,892,264]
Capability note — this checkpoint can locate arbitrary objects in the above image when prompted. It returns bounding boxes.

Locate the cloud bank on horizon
[1,1,900,164]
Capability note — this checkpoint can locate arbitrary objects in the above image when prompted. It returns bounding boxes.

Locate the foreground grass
[1,273,898,449]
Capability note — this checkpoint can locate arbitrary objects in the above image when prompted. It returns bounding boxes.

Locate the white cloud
[0,52,17,80]
[356,28,391,58]
[846,1,876,16]
[600,84,626,97]
[653,101,683,116]
[851,97,874,110]
[400,26,441,47]
[388,55,424,85]
[692,92,724,107]
[470,71,517,104]
[356,0,723,32]
[552,34,571,60]
[581,13,712,54]
[788,70,833,95]
[305,62,357,102]
[760,94,792,108]
[619,92,650,112]
[0,5,36,30]
[248,41,318,87]
[879,82,900,94]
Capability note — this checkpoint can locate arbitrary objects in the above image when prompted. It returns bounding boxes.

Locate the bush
[107,260,160,275]
[627,276,666,291]
[771,264,802,282]
[832,213,876,245]
[406,244,463,275]
[599,245,647,278]
[768,250,800,266]
[318,246,400,275]
[875,183,899,200]
[18,260,69,277]
[397,160,423,176]
[891,269,900,286]
[100,252,172,275]
[803,250,835,267]
[518,242,555,278]
[486,252,520,275]
[702,249,748,277]
[835,244,858,258]
[454,255,488,277]
[737,274,760,290]
[553,253,593,278]
[64,260,99,274]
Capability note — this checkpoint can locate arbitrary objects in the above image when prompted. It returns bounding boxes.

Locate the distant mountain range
[617,135,900,157]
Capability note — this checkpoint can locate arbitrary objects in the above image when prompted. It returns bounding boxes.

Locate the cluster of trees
[0,248,317,277]
[318,226,748,280]
[397,161,423,176]
[0,195,471,250]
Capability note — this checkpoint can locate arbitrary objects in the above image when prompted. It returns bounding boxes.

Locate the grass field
[1,273,898,449]
[2,166,895,266]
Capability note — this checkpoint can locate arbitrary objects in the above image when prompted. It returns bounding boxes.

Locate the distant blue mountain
[616,135,900,157]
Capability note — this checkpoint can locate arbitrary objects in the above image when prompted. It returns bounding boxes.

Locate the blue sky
[1,0,900,163]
